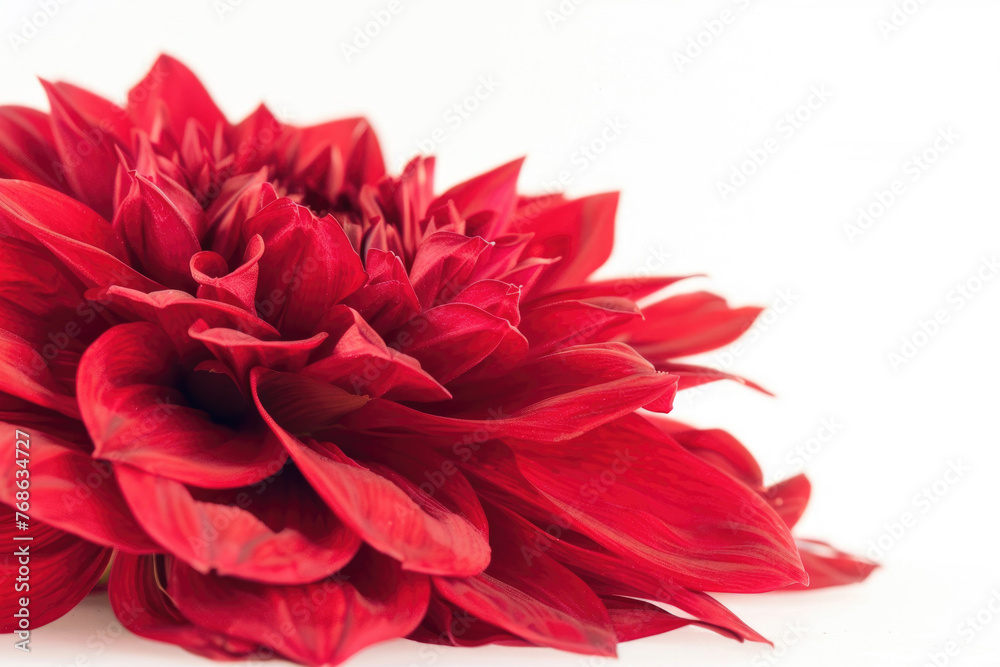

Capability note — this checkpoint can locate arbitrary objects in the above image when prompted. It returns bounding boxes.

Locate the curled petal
[110,554,263,661]
[189,319,326,387]
[169,547,430,667]
[78,322,286,488]
[190,234,264,310]
[301,307,450,402]
[116,465,361,584]
[243,197,367,338]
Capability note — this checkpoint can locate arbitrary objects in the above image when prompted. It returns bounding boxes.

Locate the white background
[2,0,999,665]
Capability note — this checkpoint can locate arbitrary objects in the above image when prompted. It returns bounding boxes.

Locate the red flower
[0,55,875,665]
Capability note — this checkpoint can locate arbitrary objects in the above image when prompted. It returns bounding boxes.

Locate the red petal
[0,180,162,293]
[189,319,326,387]
[433,502,617,656]
[602,597,693,642]
[301,307,450,402]
[656,418,766,489]
[116,464,361,584]
[169,547,430,666]
[472,416,807,593]
[41,80,129,218]
[513,192,618,293]
[655,361,774,394]
[0,105,63,188]
[470,476,768,642]
[518,296,641,356]
[409,594,526,647]
[127,55,228,143]
[243,197,367,338]
[452,279,521,326]
[191,234,264,310]
[430,158,524,238]
[384,303,525,385]
[344,248,421,334]
[524,274,695,308]
[95,286,279,359]
[252,372,491,577]
[0,329,79,418]
[0,509,110,632]
[78,322,286,488]
[110,554,263,661]
[350,343,677,442]
[618,291,763,359]
[783,539,878,590]
[0,421,158,552]
[764,474,812,530]
[113,172,201,290]
[407,231,491,308]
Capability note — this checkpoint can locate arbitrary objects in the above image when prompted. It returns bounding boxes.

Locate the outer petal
[110,554,263,661]
[496,509,766,642]
[41,80,129,219]
[1,508,110,633]
[0,330,80,419]
[0,180,162,293]
[517,296,641,355]
[0,421,158,552]
[0,106,63,188]
[616,291,763,359]
[783,540,878,591]
[433,502,617,656]
[408,594,525,647]
[169,547,430,667]
[463,417,807,593]
[345,343,678,442]
[116,464,361,584]
[77,322,286,488]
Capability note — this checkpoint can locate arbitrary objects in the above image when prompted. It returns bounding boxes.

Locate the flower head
[0,55,874,665]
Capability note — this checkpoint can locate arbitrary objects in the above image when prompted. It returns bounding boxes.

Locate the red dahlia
[0,55,874,665]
